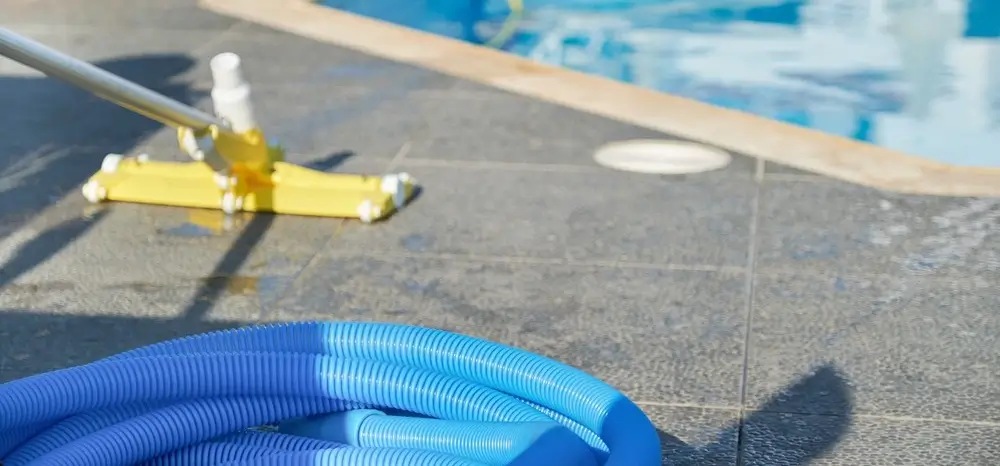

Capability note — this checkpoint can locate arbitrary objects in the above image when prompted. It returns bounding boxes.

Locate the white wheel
[136,153,151,164]
[220,192,243,214]
[213,172,234,190]
[380,174,408,208]
[357,200,376,224]
[81,180,106,204]
[101,154,124,173]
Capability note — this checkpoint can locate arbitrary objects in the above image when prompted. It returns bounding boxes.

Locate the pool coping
[201,0,1000,197]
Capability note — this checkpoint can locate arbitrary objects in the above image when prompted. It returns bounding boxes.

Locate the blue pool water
[321,0,1000,167]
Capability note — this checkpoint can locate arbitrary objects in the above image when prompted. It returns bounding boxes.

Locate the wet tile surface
[268,254,748,406]
[2,3,1000,464]
[0,158,388,288]
[756,181,1000,277]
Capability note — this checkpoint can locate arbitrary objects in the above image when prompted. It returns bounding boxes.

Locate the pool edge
[200,0,1000,197]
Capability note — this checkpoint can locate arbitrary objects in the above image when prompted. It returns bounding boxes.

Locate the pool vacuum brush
[0,322,662,465]
[0,28,415,221]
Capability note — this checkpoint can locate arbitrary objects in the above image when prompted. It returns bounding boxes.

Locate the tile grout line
[763,172,844,183]
[319,242,993,285]
[187,20,252,57]
[736,159,764,466]
[323,250,747,274]
[384,141,413,173]
[845,413,1000,428]
[758,410,1000,428]
[255,133,411,321]
[635,400,738,411]
[301,154,838,182]
[4,262,983,293]
[635,400,1000,428]
[258,219,349,321]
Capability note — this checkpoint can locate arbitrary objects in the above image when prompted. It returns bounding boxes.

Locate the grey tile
[0,145,387,247]
[266,254,748,406]
[0,146,109,224]
[190,25,456,91]
[136,114,402,171]
[137,84,429,160]
[3,0,236,29]
[748,273,1000,422]
[763,161,822,177]
[58,28,222,64]
[0,286,254,382]
[742,412,1000,466]
[644,405,740,466]
[327,166,756,267]
[756,181,1000,277]
[0,195,344,292]
[407,91,756,173]
[0,26,221,87]
[0,28,219,154]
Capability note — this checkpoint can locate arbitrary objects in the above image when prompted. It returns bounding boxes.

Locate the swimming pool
[320,0,1000,168]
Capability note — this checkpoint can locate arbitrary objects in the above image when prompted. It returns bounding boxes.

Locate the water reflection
[323,0,1000,167]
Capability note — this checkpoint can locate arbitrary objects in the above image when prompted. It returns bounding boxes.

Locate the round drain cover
[593,140,732,175]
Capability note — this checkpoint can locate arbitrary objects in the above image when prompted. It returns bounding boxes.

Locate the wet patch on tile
[267,254,748,406]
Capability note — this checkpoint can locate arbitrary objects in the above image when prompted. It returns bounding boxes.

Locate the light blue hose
[0,322,660,465]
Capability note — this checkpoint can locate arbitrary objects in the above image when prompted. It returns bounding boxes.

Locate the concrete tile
[326,165,756,267]
[265,254,748,406]
[61,28,222,65]
[189,25,456,91]
[0,146,108,226]
[407,90,756,173]
[763,161,822,177]
[0,201,333,288]
[742,412,1000,465]
[136,84,428,160]
[0,29,216,154]
[644,405,740,466]
[0,26,222,78]
[0,285,254,382]
[756,181,1000,277]
[748,273,1000,422]
[3,0,236,29]
[0,148,387,252]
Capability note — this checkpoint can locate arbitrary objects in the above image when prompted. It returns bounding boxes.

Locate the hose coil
[0,322,660,465]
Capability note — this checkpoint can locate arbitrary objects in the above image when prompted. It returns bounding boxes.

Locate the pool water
[321,0,1000,167]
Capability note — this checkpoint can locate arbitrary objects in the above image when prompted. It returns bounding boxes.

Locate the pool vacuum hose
[0,322,660,465]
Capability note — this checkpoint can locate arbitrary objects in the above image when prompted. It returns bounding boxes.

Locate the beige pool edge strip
[201,0,1000,197]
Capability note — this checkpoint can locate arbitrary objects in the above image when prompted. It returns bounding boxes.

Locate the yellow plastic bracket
[81,126,416,222]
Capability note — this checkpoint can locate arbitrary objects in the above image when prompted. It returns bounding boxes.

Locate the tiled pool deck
[1,1,999,464]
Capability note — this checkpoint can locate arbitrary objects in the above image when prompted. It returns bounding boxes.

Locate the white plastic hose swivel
[210,52,258,133]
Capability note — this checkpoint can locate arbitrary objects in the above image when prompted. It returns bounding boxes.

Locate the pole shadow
[0,54,205,286]
[176,150,358,322]
[0,54,204,234]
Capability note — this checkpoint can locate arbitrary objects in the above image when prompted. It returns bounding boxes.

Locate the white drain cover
[593,140,732,175]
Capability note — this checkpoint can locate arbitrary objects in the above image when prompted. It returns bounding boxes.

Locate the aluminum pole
[0,27,230,133]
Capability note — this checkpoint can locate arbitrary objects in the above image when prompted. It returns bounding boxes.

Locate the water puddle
[160,210,250,237]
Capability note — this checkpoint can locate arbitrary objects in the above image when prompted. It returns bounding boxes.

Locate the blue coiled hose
[0,322,660,465]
